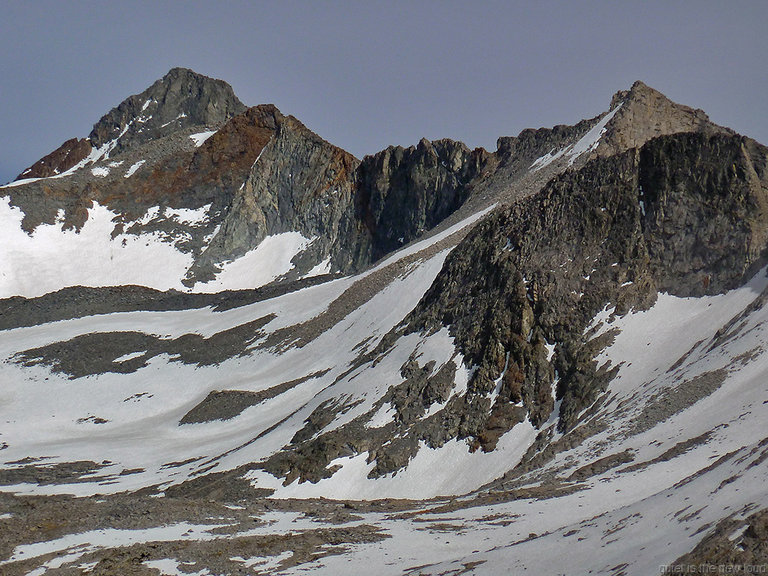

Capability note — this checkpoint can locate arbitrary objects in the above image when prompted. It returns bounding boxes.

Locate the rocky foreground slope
[0,70,767,575]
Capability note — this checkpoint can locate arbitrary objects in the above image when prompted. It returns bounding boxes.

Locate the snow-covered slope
[0,206,493,497]
[0,197,319,298]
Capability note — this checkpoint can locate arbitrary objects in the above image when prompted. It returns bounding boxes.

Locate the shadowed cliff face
[347,138,489,266]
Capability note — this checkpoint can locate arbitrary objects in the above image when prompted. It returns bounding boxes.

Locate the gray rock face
[191,113,360,282]
[345,138,489,267]
[88,67,246,156]
[190,126,491,282]
[405,131,768,439]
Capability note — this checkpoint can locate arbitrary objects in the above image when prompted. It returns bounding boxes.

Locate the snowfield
[0,197,316,298]
[0,198,194,298]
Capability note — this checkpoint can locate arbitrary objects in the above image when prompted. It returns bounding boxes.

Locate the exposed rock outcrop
[598,80,734,158]
[405,131,768,440]
[342,138,489,268]
[190,112,359,282]
[15,137,92,180]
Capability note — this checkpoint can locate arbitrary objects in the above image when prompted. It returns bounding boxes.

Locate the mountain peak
[14,68,247,181]
[597,80,732,157]
[162,66,209,81]
[87,68,247,154]
[608,80,693,111]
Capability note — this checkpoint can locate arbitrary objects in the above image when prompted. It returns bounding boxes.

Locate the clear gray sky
[1,0,766,184]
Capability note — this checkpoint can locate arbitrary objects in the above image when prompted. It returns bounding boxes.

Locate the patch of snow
[192,232,312,292]
[530,104,622,171]
[113,351,145,363]
[144,559,210,576]
[304,256,332,277]
[530,147,568,171]
[0,522,229,569]
[230,551,293,570]
[189,131,217,147]
[160,112,188,128]
[124,160,146,178]
[251,419,536,500]
[136,205,161,225]
[203,223,221,244]
[727,525,749,542]
[366,402,396,429]
[251,144,268,168]
[1,176,45,188]
[91,166,110,178]
[584,304,616,335]
[0,198,194,298]
[166,204,211,226]
[591,267,768,401]
[566,103,622,165]
[101,122,132,161]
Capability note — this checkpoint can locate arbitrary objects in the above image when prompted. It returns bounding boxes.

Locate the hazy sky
[1,1,766,184]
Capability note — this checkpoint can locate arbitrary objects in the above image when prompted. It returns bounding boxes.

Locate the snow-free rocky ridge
[1,71,767,575]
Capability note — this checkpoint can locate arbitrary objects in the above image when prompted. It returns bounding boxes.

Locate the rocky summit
[1,70,767,575]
